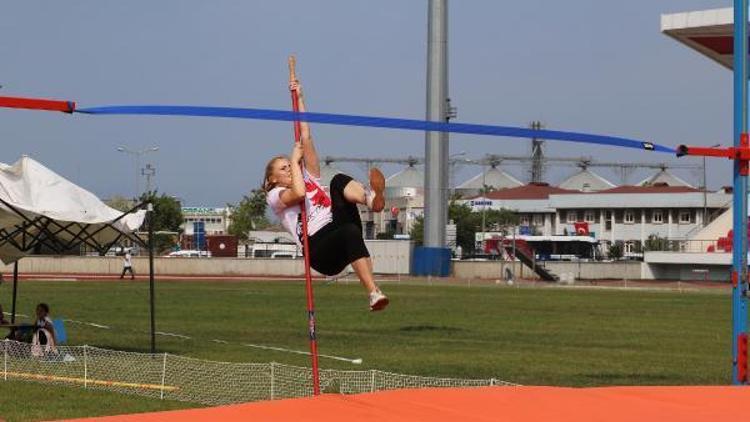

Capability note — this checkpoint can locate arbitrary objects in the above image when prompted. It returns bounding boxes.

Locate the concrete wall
[544,261,642,280]
[643,262,730,281]
[0,240,414,277]
[452,261,538,280]
[366,240,413,274]
[452,260,643,281]
[1,256,309,277]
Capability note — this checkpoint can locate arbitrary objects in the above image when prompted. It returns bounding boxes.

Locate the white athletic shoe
[369,289,389,312]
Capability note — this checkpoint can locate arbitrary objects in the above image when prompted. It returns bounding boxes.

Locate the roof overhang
[661,8,740,70]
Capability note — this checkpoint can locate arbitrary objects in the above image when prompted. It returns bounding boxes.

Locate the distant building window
[520,215,530,226]
[533,214,544,226]
[566,211,577,223]
[624,241,636,254]
[652,210,663,224]
[584,211,595,223]
[679,210,691,224]
[624,210,635,224]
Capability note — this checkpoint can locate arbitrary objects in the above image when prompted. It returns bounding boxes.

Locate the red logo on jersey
[305,180,331,208]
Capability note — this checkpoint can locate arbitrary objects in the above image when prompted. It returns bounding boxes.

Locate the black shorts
[307,173,370,276]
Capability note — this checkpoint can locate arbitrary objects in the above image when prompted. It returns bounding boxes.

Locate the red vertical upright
[288,55,321,395]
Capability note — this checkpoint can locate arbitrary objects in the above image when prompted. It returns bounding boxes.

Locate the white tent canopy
[0,156,146,263]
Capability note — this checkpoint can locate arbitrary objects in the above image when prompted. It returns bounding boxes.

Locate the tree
[644,234,671,252]
[409,202,518,254]
[410,216,424,246]
[608,243,623,260]
[139,191,184,253]
[228,189,270,243]
[105,195,136,213]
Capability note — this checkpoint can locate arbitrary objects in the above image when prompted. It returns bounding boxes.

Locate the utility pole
[530,121,545,184]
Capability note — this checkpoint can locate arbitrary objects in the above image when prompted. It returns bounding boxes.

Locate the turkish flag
[574,222,589,236]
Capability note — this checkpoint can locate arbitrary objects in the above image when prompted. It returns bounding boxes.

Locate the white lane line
[242,343,363,364]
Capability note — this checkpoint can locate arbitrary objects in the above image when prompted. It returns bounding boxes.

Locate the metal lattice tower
[529,121,545,184]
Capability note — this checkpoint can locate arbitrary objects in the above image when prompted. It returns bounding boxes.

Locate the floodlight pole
[422,0,451,275]
[731,0,749,385]
[147,202,156,354]
[117,146,159,198]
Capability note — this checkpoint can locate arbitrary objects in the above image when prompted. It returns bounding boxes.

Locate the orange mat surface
[63,386,750,422]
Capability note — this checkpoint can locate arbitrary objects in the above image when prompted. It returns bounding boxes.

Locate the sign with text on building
[470,200,492,207]
[182,207,224,215]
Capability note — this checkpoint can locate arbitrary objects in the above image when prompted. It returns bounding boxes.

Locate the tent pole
[148,202,156,354]
[10,262,18,323]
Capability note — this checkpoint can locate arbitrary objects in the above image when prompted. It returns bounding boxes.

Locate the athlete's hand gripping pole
[289,55,321,396]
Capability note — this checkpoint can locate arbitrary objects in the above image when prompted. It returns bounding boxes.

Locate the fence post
[3,339,7,381]
[370,369,376,393]
[160,353,167,400]
[271,362,276,400]
[83,345,88,389]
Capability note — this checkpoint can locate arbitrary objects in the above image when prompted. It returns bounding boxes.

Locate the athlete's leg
[341,168,385,212]
[351,257,377,293]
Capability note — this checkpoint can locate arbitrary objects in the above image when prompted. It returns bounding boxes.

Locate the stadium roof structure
[558,169,616,192]
[661,8,736,70]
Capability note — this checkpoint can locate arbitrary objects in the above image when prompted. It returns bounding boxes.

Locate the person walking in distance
[120,250,135,280]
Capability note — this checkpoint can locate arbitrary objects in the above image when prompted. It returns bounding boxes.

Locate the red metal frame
[289,57,321,396]
[739,333,748,382]
[677,134,750,175]
[0,96,75,113]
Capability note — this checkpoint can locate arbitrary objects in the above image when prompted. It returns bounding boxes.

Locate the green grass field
[0,279,737,421]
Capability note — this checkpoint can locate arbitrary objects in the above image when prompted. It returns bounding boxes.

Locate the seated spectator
[33,303,55,345]
[31,303,56,357]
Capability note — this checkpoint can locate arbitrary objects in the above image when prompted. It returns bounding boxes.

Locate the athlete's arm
[279,143,306,206]
[290,81,320,178]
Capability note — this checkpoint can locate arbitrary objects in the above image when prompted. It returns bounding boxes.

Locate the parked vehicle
[165,250,212,258]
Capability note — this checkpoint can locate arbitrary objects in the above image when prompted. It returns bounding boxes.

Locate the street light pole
[117,145,159,198]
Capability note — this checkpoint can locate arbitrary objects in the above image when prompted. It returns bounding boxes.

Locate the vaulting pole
[731,0,749,385]
[288,56,321,395]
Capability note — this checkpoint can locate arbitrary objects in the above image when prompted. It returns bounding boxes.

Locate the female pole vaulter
[263,66,389,312]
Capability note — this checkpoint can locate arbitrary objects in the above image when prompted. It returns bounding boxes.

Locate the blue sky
[0,1,735,205]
